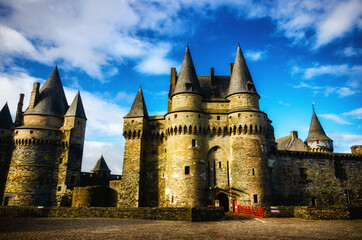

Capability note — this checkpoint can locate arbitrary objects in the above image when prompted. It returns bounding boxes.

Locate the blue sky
[0,0,361,174]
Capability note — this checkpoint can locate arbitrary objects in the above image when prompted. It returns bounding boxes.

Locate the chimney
[230,63,234,76]
[291,131,298,139]
[170,68,177,88]
[29,82,40,109]
[14,93,24,126]
[210,67,215,87]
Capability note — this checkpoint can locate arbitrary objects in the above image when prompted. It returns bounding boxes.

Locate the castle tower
[164,45,207,207]
[226,45,271,206]
[119,87,148,207]
[0,103,14,205]
[305,106,333,152]
[4,66,86,206]
[58,91,87,203]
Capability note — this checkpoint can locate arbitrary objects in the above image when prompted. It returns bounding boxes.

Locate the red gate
[237,206,264,218]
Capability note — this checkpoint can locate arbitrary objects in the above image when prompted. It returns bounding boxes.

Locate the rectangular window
[253,194,258,203]
[252,168,255,176]
[185,166,190,175]
[3,197,9,206]
[57,186,62,192]
[174,114,177,118]
[217,116,220,120]
[345,190,352,205]
[192,139,196,147]
[219,162,221,168]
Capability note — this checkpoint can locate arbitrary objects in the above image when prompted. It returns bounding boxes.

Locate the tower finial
[312,100,315,112]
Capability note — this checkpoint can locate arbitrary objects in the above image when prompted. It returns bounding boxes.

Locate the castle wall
[269,151,362,206]
[4,143,60,206]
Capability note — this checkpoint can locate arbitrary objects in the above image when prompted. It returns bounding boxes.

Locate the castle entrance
[206,146,229,209]
[216,193,229,212]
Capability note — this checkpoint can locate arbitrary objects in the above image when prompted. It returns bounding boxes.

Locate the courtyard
[0,214,361,239]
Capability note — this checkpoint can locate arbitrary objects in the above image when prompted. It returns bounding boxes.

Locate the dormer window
[247,81,254,91]
[186,83,192,90]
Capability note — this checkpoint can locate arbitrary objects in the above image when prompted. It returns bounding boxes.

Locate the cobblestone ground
[0,214,361,240]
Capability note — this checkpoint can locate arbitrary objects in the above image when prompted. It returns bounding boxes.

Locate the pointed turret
[91,155,111,174]
[305,107,331,142]
[125,87,148,118]
[24,66,68,117]
[227,45,257,97]
[65,91,87,119]
[0,103,14,129]
[172,45,202,96]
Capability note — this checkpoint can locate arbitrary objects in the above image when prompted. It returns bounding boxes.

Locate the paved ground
[0,214,361,239]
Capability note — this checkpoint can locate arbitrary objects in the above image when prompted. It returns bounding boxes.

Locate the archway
[216,193,229,212]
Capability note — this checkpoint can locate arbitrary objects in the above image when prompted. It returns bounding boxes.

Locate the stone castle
[113,45,361,209]
[0,45,361,210]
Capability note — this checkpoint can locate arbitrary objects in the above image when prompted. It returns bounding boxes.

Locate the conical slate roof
[65,91,87,119]
[172,45,202,96]
[305,107,332,142]
[0,103,14,129]
[25,66,68,117]
[124,87,148,118]
[227,45,257,97]
[91,155,111,173]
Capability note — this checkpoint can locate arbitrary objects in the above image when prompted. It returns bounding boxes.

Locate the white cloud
[245,49,267,61]
[319,114,352,125]
[0,0,359,81]
[303,64,349,79]
[335,87,356,97]
[339,46,362,57]
[343,107,362,119]
[329,132,362,153]
[278,101,290,106]
[315,0,362,47]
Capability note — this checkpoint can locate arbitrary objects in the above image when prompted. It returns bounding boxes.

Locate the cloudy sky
[0,0,361,174]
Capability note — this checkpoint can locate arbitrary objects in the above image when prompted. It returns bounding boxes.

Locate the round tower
[4,67,68,206]
[164,46,207,207]
[226,45,271,206]
[305,105,333,152]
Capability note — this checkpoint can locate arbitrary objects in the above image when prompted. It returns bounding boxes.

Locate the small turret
[305,105,333,152]
[226,45,260,111]
[170,45,203,112]
[227,45,258,97]
[125,87,148,118]
[91,155,111,176]
[172,45,202,96]
[0,103,14,130]
[64,91,87,119]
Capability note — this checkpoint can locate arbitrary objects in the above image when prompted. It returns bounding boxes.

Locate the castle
[0,45,361,210]
[113,45,361,209]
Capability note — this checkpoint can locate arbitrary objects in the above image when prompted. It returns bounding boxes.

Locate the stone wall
[72,186,117,207]
[0,206,225,221]
[0,129,13,205]
[269,151,362,206]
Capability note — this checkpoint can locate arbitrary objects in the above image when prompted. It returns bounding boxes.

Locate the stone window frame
[185,166,190,175]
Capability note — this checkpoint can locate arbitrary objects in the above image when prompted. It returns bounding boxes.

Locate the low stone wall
[263,206,295,218]
[263,206,353,220]
[0,207,224,222]
[294,206,350,220]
